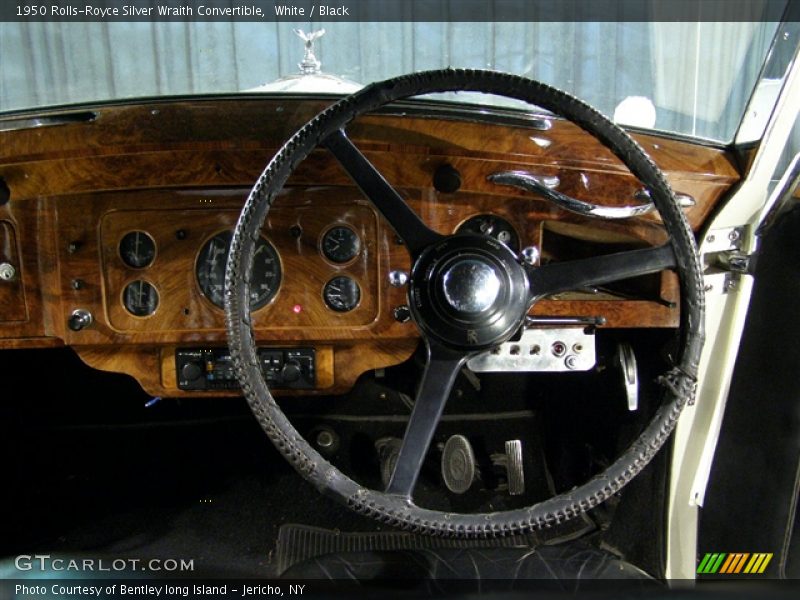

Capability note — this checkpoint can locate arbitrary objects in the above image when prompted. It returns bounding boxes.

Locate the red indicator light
[293,304,303,314]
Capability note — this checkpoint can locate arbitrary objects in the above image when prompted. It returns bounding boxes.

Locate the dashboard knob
[393,305,411,323]
[433,164,461,194]
[67,309,93,331]
[0,262,16,282]
[281,360,302,383]
[181,362,203,381]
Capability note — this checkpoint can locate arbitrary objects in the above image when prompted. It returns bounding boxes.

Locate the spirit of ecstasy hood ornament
[247,27,361,94]
[294,29,325,75]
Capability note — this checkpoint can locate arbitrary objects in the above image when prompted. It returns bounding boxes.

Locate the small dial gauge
[119,231,156,268]
[123,280,159,317]
[196,230,281,310]
[457,214,520,253]
[321,225,361,264]
[323,276,361,312]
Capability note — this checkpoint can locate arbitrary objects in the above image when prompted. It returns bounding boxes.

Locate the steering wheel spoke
[385,343,469,497]
[323,129,443,254]
[525,243,677,301]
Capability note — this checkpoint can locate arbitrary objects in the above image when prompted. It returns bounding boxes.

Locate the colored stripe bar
[758,553,773,574]
[719,554,736,574]
[720,553,736,574]
[702,553,722,574]
[699,552,774,575]
[720,553,742,574]
[710,553,727,574]
[744,554,760,574]
[697,552,773,575]
[697,553,714,574]
[733,553,750,573]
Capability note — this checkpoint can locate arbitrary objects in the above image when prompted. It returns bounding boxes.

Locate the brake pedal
[441,435,477,494]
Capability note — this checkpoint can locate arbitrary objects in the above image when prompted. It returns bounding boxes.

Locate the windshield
[0,19,788,142]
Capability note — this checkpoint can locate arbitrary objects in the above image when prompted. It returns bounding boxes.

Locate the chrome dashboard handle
[488,170,694,220]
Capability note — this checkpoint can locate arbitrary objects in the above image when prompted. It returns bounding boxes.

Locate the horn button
[442,259,501,314]
[408,235,530,350]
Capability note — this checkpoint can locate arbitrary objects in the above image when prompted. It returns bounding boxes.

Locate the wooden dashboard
[0,97,742,396]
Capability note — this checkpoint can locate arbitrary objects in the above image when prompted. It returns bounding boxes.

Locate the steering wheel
[225,69,704,537]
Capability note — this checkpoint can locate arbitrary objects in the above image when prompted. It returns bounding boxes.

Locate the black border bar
[1,0,797,23]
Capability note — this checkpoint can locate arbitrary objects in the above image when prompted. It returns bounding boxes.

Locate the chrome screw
[520,246,540,266]
[0,262,16,281]
[388,270,409,287]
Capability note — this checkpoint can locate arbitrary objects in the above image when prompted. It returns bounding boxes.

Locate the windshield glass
[0,19,786,142]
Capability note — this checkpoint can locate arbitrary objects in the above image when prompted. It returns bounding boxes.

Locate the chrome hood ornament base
[247,28,362,94]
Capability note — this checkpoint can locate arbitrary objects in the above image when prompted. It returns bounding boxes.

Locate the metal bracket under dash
[467,327,596,373]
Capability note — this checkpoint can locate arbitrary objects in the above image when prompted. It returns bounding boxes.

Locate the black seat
[281,543,656,586]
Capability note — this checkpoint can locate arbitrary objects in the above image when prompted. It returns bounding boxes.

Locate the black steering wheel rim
[225,69,705,537]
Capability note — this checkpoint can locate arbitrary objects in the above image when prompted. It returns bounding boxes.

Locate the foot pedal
[617,342,639,411]
[505,440,525,495]
[441,435,476,494]
[491,439,525,496]
[375,437,402,488]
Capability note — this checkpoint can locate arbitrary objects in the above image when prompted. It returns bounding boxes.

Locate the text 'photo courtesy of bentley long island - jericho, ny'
[1,0,800,593]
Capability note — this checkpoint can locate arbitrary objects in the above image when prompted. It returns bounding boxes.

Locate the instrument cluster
[97,197,380,335]
[113,223,367,319]
[110,209,524,321]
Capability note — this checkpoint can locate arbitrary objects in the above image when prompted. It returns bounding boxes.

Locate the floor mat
[275,514,595,575]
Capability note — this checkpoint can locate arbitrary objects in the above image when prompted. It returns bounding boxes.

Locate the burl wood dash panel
[0,97,744,395]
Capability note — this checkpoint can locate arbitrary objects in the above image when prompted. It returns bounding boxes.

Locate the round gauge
[123,280,159,317]
[457,214,520,253]
[119,231,156,268]
[321,225,361,264]
[323,276,361,313]
[196,230,281,310]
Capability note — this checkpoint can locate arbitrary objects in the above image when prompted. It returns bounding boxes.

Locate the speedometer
[195,230,281,310]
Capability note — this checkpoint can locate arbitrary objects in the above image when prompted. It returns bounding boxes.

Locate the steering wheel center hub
[442,258,501,314]
[409,234,529,351]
